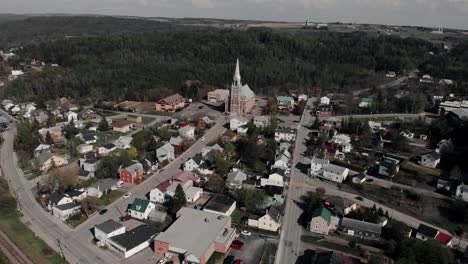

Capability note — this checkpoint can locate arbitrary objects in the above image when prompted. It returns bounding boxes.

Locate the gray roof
[95,219,124,234]
[54,202,79,211]
[89,178,117,191]
[226,170,247,184]
[155,208,233,260]
[341,217,382,234]
[276,127,295,134]
[37,151,57,164]
[267,206,281,222]
[110,225,158,250]
[322,164,348,175]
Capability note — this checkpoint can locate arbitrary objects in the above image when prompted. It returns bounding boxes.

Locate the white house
[368,121,383,132]
[226,169,247,189]
[418,152,441,168]
[272,150,291,171]
[48,192,74,210]
[94,219,126,247]
[330,134,352,153]
[310,156,349,183]
[52,203,81,221]
[183,186,203,203]
[79,157,100,172]
[378,156,400,177]
[248,206,282,232]
[261,172,284,188]
[107,225,158,259]
[400,130,414,139]
[201,144,224,158]
[156,143,175,162]
[237,125,249,136]
[386,71,396,78]
[298,94,308,102]
[33,144,51,157]
[178,126,195,140]
[128,198,155,220]
[230,117,248,131]
[277,96,295,110]
[86,178,117,198]
[66,111,78,123]
[150,181,171,204]
[183,154,204,172]
[96,143,116,156]
[456,184,468,202]
[77,144,93,154]
[113,136,133,149]
[320,96,331,105]
[275,127,296,142]
[253,116,271,128]
[79,131,98,144]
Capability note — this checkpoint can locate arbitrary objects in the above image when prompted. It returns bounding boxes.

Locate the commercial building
[108,225,158,258]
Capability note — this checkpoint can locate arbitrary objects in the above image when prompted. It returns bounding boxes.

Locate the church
[225,59,256,116]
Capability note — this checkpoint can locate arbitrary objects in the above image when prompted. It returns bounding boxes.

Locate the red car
[232,240,244,246]
[231,243,243,250]
[119,215,131,221]
[234,260,243,264]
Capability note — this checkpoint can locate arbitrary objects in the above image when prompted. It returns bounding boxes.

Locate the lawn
[95,130,121,147]
[99,190,124,206]
[142,117,155,125]
[301,235,361,257]
[260,242,277,264]
[0,250,11,264]
[399,160,440,177]
[66,214,88,228]
[206,252,225,264]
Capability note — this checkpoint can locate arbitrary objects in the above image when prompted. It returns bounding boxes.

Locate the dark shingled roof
[48,192,66,204]
[204,195,235,214]
[417,224,438,238]
[95,219,124,234]
[110,225,158,250]
[54,202,79,211]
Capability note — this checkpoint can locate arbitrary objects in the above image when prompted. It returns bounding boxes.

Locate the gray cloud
[0,0,467,29]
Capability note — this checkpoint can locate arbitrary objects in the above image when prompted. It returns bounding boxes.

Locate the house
[66,111,78,123]
[309,207,333,234]
[420,74,434,83]
[38,126,63,143]
[79,156,100,172]
[418,152,441,168]
[207,89,230,103]
[201,144,224,158]
[248,206,282,232]
[86,178,117,198]
[169,136,184,151]
[277,96,295,110]
[112,121,132,133]
[96,143,116,156]
[225,169,247,189]
[37,151,69,171]
[339,218,382,239]
[436,179,452,192]
[400,130,414,139]
[184,154,204,172]
[330,134,352,153]
[108,225,158,259]
[119,162,144,184]
[33,144,51,157]
[114,136,133,149]
[368,121,383,132]
[275,127,296,142]
[272,150,291,171]
[77,144,93,154]
[156,93,186,112]
[323,196,358,216]
[310,157,349,183]
[203,195,236,216]
[378,156,400,177]
[359,98,373,108]
[156,143,175,162]
[80,131,98,144]
[416,224,439,241]
[154,208,236,264]
[320,96,331,105]
[148,207,168,223]
[150,180,171,204]
[47,192,74,210]
[316,105,334,117]
[128,198,155,220]
[261,171,284,188]
[352,174,367,184]
[253,116,270,128]
[78,169,94,181]
[52,203,81,221]
[126,114,142,123]
[178,126,195,140]
[230,117,248,131]
[164,182,203,203]
[386,71,396,78]
[456,184,468,202]
[278,142,291,153]
[94,219,126,247]
[79,109,96,120]
[236,125,248,136]
[298,94,308,102]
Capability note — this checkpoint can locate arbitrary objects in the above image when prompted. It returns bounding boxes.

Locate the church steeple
[233,58,241,86]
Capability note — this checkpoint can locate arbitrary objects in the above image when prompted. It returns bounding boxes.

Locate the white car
[123,192,132,199]
[201,136,206,141]
[157,259,166,264]
[241,230,251,236]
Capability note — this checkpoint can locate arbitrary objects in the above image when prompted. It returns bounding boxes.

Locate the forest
[0,16,466,103]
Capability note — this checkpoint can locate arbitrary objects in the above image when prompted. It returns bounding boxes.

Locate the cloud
[192,0,214,8]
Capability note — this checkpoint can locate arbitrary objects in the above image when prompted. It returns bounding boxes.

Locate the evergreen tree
[98,117,110,131]
[45,131,54,144]
[172,184,186,214]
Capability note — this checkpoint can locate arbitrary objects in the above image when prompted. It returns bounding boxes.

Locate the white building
[378,156,400,177]
[66,111,78,123]
[230,117,248,131]
[418,152,441,169]
[94,219,126,247]
[275,127,296,142]
[253,115,271,128]
[107,225,158,259]
[178,126,195,140]
[456,184,468,202]
[320,96,330,105]
[128,198,155,220]
[156,143,175,162]
[272,150,291,171]
[298,94,308,102]
[183,154,204,172]
[150,181,171,204]
[226,169,247,189]
[261,172,284,188]
[310,156,349,183]
[113,136,133,149]
[330,134,352,153]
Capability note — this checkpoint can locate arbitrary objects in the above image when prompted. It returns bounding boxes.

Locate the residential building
[253,115,270,128]
[456,184,468,202]
[86,178,117,198]
[207,89,230,103]
[230,116,248,131]
[77,144,93,154]
[156,93,186,112]
[79,156,100,172]
[236,125,248,136]
[113,136,133,149]
[320,96,330,105]
[201,144,224,158]
[150,181,171,204]
[339,218,382,239]
[378,156,400,177]
[169,136,184,151]
[126,114,142,123]
[316,105,334,117]
[119,162,144,184]
[52,203,81,221]
[156,143,175,162]
[309,207,332,234]
[79,109,96,120]
[66,111,78,123]
[416,224,439,241]
[79,131,98,144]
[96,143,116,156]
[310,157,348,183]
[183,154,204,172]
[261,171,284,188]
[78,170,94,181]
[275,127,296,142]
[37,151,68,171]
[323,196,358,216]
[154,208,236,264]
[178,125,195,140]
[47,192,73,211]
[33,143,51,157]
[248,206,282,232]
[277,96,295,110]
[330,134,352,153]
[225,59,256,115]
[225,169,247,189]
[368,121,383,132]
[94,219,126,247]
[38,126,63,143]
[112,121,133,133]
[400,130,414,139]
[298,94,308,102]
[108,225,158,259]
[128,198,155,220]
[352,174,367,184]
[203,195,236,216]
[418,152,441,168]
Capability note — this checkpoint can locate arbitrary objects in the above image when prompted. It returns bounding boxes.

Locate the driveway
[228,234,265,264]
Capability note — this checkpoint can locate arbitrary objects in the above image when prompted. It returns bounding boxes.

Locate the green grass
[301,235,361,257]
[94,130,121,147]
[206,252,225,264]
[66,214,88,228]
[99,190,124,206]
[0,211,67,264]
[400,160,440,177]
[260,243,277,264]
[142,117,155,125]
[0,250,11,264]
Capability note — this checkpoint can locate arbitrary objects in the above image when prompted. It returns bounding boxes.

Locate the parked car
[119,215,131,221]
[232,240,244,246]
[241,230,251,236]
[157,259,166,264]
[99,209,108,215]
[201,136,206,141]
[231,243,243,250]
[123,192,132,199]
[223,255,235,264]
[234,260,243,264]
[355,196,364,201]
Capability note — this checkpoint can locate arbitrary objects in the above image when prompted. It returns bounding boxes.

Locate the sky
[1,0,468,29]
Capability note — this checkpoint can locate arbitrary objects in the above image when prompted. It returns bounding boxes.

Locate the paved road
[318,113,423,121]
[364,175,447,199]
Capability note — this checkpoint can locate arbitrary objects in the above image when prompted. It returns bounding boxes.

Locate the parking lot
[225,234,266,264]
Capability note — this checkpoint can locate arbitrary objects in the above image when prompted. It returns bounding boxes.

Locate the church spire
[233,58,241,86]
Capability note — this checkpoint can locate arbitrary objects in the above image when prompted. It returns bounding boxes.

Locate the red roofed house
[150,180,171,204]
[155,94,186,112]
[435,232,453,246]
[119,162,144,184]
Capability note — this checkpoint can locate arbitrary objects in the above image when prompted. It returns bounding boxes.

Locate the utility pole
[56,238,65,260]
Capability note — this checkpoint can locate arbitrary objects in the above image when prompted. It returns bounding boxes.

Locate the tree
[368,254,386,264]
[316,187,326,197]
[81,197,98,216]
[294,100,306,116]
[126,147,138,160]
[301,192,322,226]
[45,131,54,144]
[98,117,110,131]
[46,115,56,127]
[388,162,398,178]
[233,189,268,212]
[43,167,79,193]
[172,184,186,214]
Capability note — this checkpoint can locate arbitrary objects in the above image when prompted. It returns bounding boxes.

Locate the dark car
[119,215,131,221]
[231,243,243,250]
[234,260,243,264]
[198,105,204,109]
[355,196,364,201]
[99,209,108,215]
[223,255,235,264]
[232,240,244,246]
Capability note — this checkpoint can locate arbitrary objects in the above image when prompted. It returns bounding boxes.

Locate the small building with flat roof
[203,194,236,216]
[108,225,158,258]
[94,219,125,247]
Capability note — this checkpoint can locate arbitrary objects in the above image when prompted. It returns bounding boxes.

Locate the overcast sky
[1,0,468,29]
